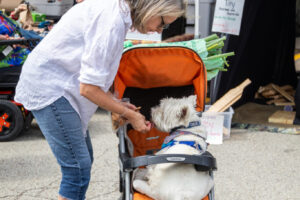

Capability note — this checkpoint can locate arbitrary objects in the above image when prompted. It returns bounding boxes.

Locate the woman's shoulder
[85,0,131,28]
[83,0,127,11]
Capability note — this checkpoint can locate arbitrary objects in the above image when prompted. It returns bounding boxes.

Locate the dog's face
[151,95,200,132]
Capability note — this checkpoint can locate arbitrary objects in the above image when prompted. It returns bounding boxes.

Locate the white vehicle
[26,0,74,18]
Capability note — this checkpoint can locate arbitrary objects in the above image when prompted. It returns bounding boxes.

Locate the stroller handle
[120,151,217,172]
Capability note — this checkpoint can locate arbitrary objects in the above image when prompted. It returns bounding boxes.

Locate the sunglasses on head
[160,16,170,30]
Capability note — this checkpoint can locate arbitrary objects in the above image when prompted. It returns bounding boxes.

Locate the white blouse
[15,0,132,134]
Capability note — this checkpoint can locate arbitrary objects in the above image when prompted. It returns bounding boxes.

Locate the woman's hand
[79,83,151,133]
[120,102,151,132]
[124,109,151,133]
[120,101,137,111]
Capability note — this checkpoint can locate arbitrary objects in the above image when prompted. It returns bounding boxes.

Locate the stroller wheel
[119,170,124,193]
[0,100,24,141]
[119,170,127,200]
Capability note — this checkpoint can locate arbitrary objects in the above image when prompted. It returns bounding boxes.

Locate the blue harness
[161,140,203,151]
[161,121,205,151]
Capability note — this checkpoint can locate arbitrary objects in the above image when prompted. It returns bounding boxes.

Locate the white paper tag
[212,0,245,35]
[2,45,13,56]
[201,114,224,145]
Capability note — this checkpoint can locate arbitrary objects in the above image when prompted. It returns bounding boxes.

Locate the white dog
[133,95,214,200]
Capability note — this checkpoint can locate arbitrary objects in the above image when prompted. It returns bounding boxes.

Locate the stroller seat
[114,46,217,200]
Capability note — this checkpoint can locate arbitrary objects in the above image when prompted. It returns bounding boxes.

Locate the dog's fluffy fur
[133,95,214,200]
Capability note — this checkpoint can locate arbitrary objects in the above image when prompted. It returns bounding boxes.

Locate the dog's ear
[187,95,197,106]
[179,106,188,120]
[151,106,162,123]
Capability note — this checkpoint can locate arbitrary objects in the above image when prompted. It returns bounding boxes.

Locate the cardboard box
[0,0,23,12]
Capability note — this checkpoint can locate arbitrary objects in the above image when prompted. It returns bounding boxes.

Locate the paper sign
[212,0,245,35]
[2,45,13,56]
[201,114,224,145]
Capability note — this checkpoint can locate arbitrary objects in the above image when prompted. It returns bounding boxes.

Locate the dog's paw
[133,180,148,193]
[133,168,148,181]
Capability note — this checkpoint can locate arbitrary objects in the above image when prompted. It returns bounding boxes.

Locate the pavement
[1,109,300,200]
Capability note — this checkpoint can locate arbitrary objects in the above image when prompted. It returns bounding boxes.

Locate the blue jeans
[32,96,94,200]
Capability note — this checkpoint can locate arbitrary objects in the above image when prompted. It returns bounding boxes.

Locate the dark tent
[215,0,297,107]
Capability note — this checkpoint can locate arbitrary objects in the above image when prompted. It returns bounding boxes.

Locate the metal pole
[194,0,200,39]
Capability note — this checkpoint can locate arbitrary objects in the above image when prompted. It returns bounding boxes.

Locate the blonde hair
[126,0,185,33]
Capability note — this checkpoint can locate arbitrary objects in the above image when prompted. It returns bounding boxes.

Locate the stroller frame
[117,124,217,200]
[114,46,217,200]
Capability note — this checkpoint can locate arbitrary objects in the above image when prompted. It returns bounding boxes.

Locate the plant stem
[203,34,219,42]
[206,36,226,49]
[207,42,224,51]
[204,52,235,60]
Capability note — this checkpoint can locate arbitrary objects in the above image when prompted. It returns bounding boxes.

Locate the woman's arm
[80,83,151,133]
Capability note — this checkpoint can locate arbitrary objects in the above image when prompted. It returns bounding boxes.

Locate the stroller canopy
[114,46,207,111]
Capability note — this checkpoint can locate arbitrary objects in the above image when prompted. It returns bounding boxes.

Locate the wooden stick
[258,84,273,93]
[135,107,141,111]
[268,110,295,125]
[280,85,293,91]
[219,94,242,112]
[261,89,277,98]
[269,94,283,100]
[271,84,294,103]
[274,102,295,106]
[207,79,251,112]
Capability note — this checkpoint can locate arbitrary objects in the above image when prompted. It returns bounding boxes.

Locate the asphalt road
[1,109,300,200]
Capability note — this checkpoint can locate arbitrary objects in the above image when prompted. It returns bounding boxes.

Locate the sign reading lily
[212,0,245,35]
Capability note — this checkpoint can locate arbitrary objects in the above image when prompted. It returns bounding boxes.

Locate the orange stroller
[114,45,217,200]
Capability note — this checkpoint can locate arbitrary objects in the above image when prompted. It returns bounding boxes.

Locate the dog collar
[170,121,201,133]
